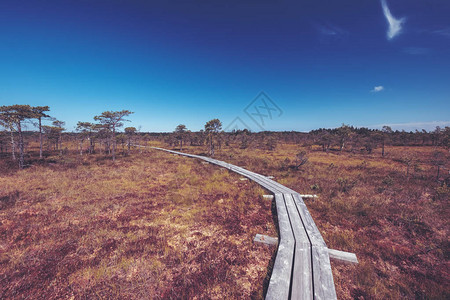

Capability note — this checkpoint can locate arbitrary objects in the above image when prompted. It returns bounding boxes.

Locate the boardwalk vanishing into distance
[149,146,359,300]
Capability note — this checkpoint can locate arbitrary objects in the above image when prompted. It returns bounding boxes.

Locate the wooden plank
[283,193,313,300]
[254,234,278,246]
[151,147,338,299]
[292,193,337,300]
[255,174,296,194]
[310,246,337,300]
[328,249,358,264]
[299,194,318,199]
[292,193,326,247]
[265,194,295,300]
[237,171,286,194]
[250,177,283,194]
[231,167,284,194]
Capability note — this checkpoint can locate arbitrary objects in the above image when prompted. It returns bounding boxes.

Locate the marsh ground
[182,143,449,299]
[0,147,276,299]
[1,142,449,299]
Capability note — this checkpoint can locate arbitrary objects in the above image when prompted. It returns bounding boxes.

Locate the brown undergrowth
[179,144,449,299]
[0,148,276,299]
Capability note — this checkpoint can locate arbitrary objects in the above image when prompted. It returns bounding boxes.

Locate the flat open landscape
[1,141,448,299]
[2,1,450,299]
[0,146,276,299]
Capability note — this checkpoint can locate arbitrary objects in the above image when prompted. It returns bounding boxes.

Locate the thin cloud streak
[371,86,384,93]
[314,22,348,44]
[402,47,431,55]
[381,0,405,40]
[317,23,346,36]
[433,27,450,38]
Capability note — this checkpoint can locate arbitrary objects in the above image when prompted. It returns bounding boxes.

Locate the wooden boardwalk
[151,147,337,300]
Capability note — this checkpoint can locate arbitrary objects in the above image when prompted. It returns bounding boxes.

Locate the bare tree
[205,119,222,156]
[125,127,137,154]
[0,112,16,161]
[31,106,50,159]
[76,121,94,155]
[295,151,309,170]
[52,120,65,155]
[381,125,393,157]
[94,110,133,161]
[174,124,187,151]
[336,124,352,152]
[0,105,35,168]
[116,133,127,155]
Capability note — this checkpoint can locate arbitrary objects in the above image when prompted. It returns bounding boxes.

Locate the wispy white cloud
[433,27,450,38]
[371,86,384,93]
[370,121,450,132]
[314,22,348,43]
[381,0,405,40]
[402,47,431,55]
[317,24,346,36]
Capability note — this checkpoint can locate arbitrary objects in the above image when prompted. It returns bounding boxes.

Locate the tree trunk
[59,132,63,155]
[39,117,43,159]
[10,129,16,160]
[89,137,93,154]
[18,122,24,169]
[112,126,116,162]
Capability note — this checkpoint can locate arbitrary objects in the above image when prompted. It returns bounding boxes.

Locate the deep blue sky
[1,0,449,132]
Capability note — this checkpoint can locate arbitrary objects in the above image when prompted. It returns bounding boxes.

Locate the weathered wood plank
[311,246,337,300]
[292,193,337,300]
[254,234,278,246]
[151,147,339,300]
[328,249,358,264]
[265,194,295,300]
[292,193,326,247]
[284,193,313,300]
[299,194,318,199]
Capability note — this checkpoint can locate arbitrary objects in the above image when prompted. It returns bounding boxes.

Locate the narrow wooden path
[151,147,337,300]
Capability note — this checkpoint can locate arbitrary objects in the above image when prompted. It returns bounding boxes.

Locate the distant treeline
[154,123,450,154]
[1,104,449,170]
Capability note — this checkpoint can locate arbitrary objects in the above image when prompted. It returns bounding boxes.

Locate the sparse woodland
[1,109,449,299]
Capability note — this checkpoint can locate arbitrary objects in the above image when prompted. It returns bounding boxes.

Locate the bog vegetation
[1,105,449,299]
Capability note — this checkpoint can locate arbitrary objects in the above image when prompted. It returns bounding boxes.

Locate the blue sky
[0,0,449,132]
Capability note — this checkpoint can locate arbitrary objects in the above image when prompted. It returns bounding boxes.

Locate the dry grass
[179,143,449,299]
[1,141,448,299]
[0,148,276,299]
